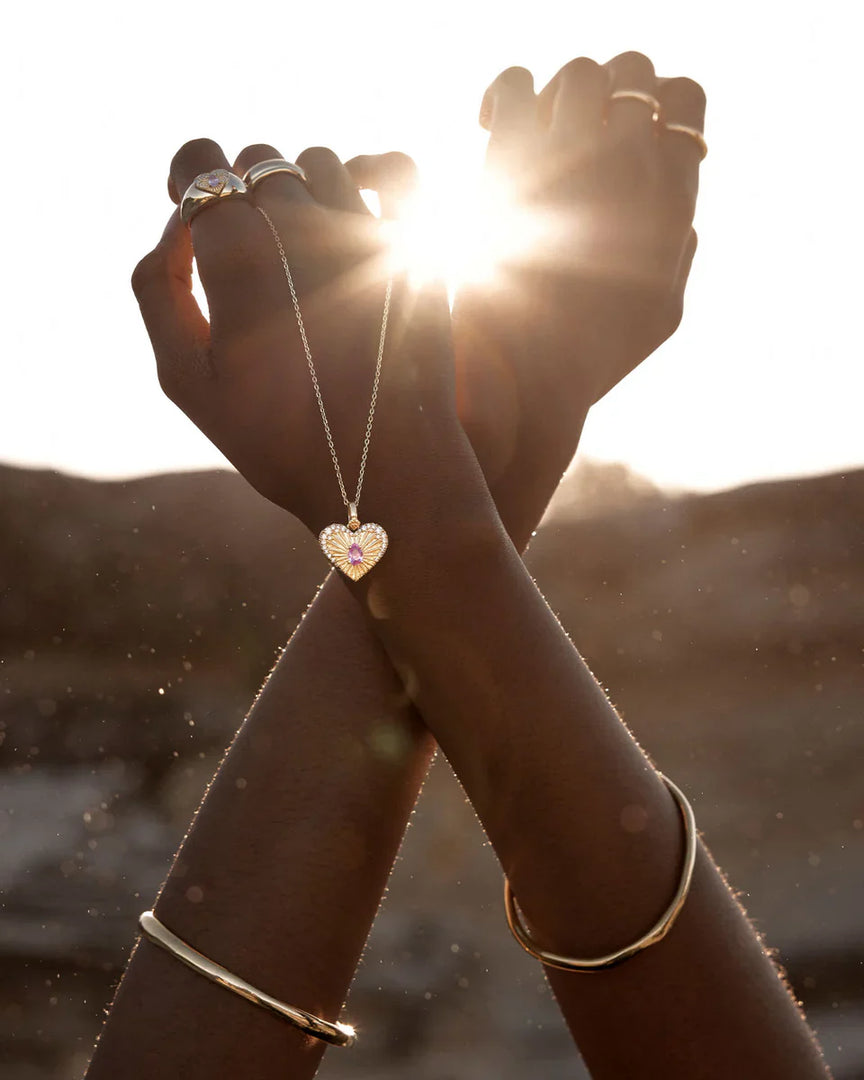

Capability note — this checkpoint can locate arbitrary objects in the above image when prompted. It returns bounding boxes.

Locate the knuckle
[157,344,213,403]
[156,362,181,401]
[560,56,604,82]
[130,249,164,297]
[496,65,534,91]
[296,145,341,171]
[379,151,418,185]
[344,154,372,185]
[611,50,654,70]
[172,137,224,170]
[661,76,707,112]
[235,143,281,169]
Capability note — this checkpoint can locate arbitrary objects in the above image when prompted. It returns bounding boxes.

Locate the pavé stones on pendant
[194,170,228,195]
[319,522,388,581]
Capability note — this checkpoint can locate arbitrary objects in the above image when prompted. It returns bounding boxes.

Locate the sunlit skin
[89,53,830,1080]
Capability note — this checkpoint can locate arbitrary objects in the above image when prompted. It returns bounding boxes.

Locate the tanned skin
[88,54,830,1080]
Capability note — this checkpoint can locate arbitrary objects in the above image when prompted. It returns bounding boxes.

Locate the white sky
[2,0,861,493]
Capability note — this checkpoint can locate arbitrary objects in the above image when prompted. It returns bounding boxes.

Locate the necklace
[258,206,391,581]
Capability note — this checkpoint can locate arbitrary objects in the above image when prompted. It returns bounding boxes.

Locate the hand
[453,53,705,488]
[133,140,463,534]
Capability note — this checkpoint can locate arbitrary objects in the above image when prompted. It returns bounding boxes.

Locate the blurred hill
[1,461,862,1079]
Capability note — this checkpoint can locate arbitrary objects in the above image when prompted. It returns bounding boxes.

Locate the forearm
[352,488,830,1079]
[88,412,580,1080]
[87,575,434,1079]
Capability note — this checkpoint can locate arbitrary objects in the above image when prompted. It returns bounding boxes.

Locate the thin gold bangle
[504,774,697,972]
[138,911,356,1047]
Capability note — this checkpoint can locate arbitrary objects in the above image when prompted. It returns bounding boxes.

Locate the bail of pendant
[347,503,361,531]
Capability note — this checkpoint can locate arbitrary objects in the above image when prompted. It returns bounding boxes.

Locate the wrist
[355,468,511,613]
[352,409,499,533]
[452,294,591,551]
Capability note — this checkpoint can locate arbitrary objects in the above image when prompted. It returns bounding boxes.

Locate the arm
[87,569,433,1078]
[95,54,827,1080]
[88,122,587,1075]
[350,481,830,1080]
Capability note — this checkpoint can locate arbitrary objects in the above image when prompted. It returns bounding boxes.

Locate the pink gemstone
[348,543,363,565]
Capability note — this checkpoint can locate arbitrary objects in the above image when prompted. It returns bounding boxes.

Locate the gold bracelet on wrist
[504,773,697,972]
[138,911,356,1047]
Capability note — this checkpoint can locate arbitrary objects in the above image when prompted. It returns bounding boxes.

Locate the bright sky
[3,0,860,493]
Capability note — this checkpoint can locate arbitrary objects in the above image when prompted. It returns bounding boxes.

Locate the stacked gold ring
[609,89,665,124]
[243,158,309,190]
[664,122,708,160]
[608,89,707,160]
[180,169,247,225]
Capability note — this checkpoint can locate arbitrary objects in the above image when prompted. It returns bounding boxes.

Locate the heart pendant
[319,522,388,581]
[195,170,228,196]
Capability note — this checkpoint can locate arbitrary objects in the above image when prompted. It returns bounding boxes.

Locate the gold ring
[608,89,664,124]
[664,123,708,160]
[242,158,309,191]
[180,169,247,225]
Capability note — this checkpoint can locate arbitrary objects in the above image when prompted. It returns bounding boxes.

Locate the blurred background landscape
[1,458,861,1079]
[3,0,862,1075]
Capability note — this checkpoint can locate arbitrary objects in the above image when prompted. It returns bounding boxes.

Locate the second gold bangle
[504,773,697,972]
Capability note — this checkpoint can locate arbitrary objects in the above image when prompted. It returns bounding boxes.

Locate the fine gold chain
[257,205,392,514]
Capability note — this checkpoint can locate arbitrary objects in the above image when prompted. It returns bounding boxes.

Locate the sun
[378,174,547,291]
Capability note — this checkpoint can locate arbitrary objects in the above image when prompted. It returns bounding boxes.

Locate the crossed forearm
[93,431,828,1080]
[350,491,830,1079]
[88,570,435,1078]
[86,389,584,1079]
[90,377,830,1080]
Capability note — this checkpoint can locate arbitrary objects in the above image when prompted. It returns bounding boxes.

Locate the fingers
[233,143,369,215]
[345,152,419,219]
[656,76,706,134]
[233,142,315,206]
[296,146,370,214]
[479,66,537,181]
[605,51,659,152]
[169,137,272,323]
[538,57,608,147]
[170,137,246,220]
[656,77,707,202]
[131,210,214,414]
[535,58,608,194]
[170,137,322,348]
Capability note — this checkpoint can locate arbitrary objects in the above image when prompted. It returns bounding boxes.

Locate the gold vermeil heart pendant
[319,522,388,581]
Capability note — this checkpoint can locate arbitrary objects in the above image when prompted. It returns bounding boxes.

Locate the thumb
[131,210,214,413]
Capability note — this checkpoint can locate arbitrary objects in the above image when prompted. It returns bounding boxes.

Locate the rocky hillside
[1,462,862,1079]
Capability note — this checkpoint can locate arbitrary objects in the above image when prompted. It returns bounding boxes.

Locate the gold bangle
[138,911,356,1047]
[504,773,697,972]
